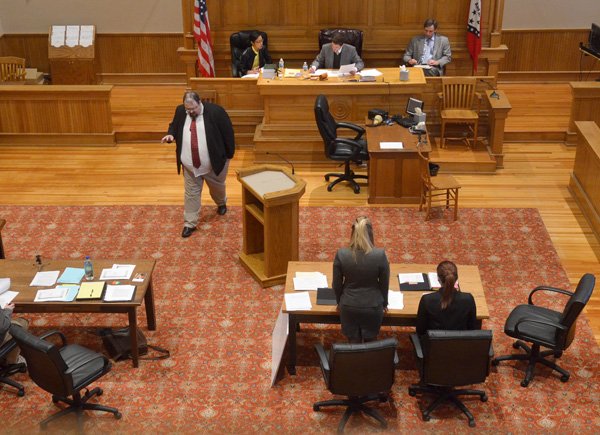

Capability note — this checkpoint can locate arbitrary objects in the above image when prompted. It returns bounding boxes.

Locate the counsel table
[282,261,489,375]
[1,259,156,368]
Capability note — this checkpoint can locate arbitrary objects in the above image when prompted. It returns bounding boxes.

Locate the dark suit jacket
[311,43,365,71]
[239,47,272,76]
[167,102,235,176]
[333,248,389,308]
[415,291,477,335]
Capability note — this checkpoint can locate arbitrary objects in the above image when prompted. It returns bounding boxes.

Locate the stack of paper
[0,278,18,308]
[104,285,136,302]
[284,292,312,311]
[30,271,60,287]
[34,285,79,302]
[293,272,328,291]
[388,290,404,310]
[99,264,135,280]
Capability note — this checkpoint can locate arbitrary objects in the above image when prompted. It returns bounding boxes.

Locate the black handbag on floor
[99,327,170,361]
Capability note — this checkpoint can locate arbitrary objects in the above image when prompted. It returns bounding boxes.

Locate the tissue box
[400,70,409,81]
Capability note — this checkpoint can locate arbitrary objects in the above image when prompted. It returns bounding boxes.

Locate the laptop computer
[316,287,337,305]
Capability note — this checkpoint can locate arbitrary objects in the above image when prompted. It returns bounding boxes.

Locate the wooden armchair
[438,77,482,149]
[0,57,26,82]
[418,151,461,221]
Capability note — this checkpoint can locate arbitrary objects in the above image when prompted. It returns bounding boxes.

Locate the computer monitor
[406,97,424,116]
[589,23,600,55]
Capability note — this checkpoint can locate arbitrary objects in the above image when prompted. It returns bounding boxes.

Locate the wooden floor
[1,83,599,344]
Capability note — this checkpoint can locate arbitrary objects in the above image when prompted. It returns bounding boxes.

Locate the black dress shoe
[181,226,196,238]
[217,205,227,215]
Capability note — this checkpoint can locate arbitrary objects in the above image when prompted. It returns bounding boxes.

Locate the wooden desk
[367,123,431,204]
[254,68,427,163]
[282,261,489,375]
[0,259,157,367]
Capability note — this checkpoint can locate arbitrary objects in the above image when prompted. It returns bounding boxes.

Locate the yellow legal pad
[76,281,106,300]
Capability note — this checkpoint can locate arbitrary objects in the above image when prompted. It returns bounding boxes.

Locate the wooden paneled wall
[0,86,115,146]
[500,29,600,81]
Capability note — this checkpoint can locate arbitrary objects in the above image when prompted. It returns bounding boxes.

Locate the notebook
[398,273,431,291]
[316,287,337,305]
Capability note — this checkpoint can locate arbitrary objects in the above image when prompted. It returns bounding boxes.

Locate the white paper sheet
[293,272,328,290]
[414,64,432,70]
[0,291,18,308]
[427,272,441,288]
[387,290,404,310]
[398,273,425,284]
[359,68,383,77]
[30,270,60,287]
[284,292,312,311]
[104,285,135,302]
[0,278,10,294]
[100,264,135,280]
[380,142,404,149]
[338,63,356,76]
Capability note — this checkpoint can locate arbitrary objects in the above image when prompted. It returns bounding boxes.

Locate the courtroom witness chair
[314,94,369,194]
[318,28,364,56]
[229,30,269,77]
[199,90,217,104]
[492,273,595,387]
[0,336,27,396]
[418,150,460,221]
[0,56,26,82]
[439,77,482,149]
[9,325,121,429]
[313,338,398,433]
[408,330,493,428]
[0,218,5,258]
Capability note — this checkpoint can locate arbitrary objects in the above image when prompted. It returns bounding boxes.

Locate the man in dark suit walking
[162,91,235,238]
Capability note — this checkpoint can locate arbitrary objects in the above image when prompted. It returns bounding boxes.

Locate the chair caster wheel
[422,414,431,422]
[17,389,25,397]
[52,396,59,403]
[327,185,333,192]
[408,388,416,397]
[520,379,530,388]
[512,342,520,349]
[491,359,499,366]
[378,393,388,403]
[97,388,103,396]
[481,394,488,402]
[353,186,360,194]
[313,405,320,412]
[560,375,570,383]
[19,366,27,373]
[115,412,122,420]
[469,419,476,428]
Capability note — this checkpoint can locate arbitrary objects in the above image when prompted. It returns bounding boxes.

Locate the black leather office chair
[314,94,368,194]
[0,335,27,396]
[318,28,364,56]
[229,30,269,77]
[0,218,6,259]
[408,330,493,427]
[9,325,121,429]
[492,273,595,387]
[313,337,397,433]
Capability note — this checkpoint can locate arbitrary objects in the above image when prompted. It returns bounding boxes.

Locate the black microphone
[479,79,500,99]
[266,152,295,175]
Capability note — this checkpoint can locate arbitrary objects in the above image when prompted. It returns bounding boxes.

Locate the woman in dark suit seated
[333,216,390,343]
[416,260,477,335]
[240,31,272,76]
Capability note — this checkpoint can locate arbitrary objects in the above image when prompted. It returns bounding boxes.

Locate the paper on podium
[284,292,312,311]
[388,290,404,309]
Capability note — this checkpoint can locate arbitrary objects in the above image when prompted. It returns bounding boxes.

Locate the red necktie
[190,119,201,168]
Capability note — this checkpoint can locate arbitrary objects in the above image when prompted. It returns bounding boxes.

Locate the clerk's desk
[367,123,431,204]
[282,261,489,375]
[254,68,427,163]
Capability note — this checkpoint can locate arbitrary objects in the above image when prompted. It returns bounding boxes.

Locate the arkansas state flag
[467,0,482,73]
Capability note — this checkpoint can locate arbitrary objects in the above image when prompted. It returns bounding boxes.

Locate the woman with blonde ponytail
[333,216,390,343]
[415,260,477,336]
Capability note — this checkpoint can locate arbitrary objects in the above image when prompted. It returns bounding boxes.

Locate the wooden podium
[237,165,306,287]
[48,25,96,84]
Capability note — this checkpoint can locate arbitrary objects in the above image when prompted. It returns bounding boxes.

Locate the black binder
[398,273,430,291]
[316,287,337,305]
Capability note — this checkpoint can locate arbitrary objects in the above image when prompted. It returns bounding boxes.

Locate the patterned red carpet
[0,205,598,433]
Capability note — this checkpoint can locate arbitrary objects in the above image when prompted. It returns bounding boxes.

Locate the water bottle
[84,256,94,281]
[278,58,284,79]
[302,61,308,76]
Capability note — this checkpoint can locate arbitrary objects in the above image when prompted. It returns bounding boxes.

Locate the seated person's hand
[427,59,439,66]
[349,68,358,76]
[250,67,260,74]
[408,59,418,66]
[309,66,316,73]
[4,302,15,312]
[161,135,174,143]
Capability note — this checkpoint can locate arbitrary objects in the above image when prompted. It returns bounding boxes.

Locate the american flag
[467,0,482,73]
[194,0,215,77]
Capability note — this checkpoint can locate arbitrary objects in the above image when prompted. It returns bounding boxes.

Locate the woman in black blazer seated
[240,31,272,76]
[416,260,477,335]
[333,216,390,343]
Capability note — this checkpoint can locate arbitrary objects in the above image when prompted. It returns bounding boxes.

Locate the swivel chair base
[492,339,569,387]
[41,387,121,429]
[408,384,487,427]
[313,393,388,433]
[325,161,368,194]
[0,362,27,396]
